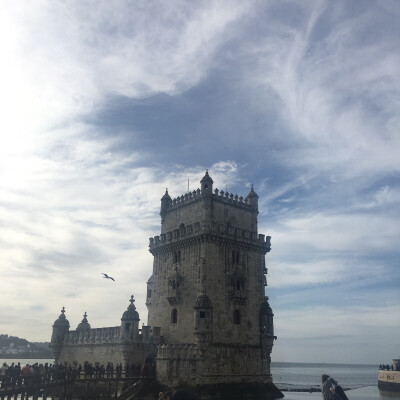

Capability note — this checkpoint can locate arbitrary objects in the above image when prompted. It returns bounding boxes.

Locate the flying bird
[102,273,115,281]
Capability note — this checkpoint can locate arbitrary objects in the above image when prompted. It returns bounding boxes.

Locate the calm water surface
[271,362,400,400]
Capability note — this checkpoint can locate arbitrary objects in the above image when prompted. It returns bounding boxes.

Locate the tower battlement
[149,221,271,252]
[166,188,256,211]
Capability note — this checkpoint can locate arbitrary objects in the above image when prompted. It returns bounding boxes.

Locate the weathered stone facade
[50,171,276,392]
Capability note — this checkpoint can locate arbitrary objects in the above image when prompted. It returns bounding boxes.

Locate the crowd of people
[379,363,399,371]
[0,361,155,389]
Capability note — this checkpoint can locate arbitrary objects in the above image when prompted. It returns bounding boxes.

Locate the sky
[0,0,399,365]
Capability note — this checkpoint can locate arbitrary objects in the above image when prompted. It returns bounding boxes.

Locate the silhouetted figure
[321,374,348,400]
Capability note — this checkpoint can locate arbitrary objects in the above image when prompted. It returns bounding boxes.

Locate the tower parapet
[149,221,270,252]
[162,187,257,212]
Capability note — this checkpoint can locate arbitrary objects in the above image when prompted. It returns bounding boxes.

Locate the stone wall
[58,342,123,365]
[53,325,159,366]
[378,371,400,391]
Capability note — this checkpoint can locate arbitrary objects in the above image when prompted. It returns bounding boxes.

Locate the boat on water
[378,359,400,391]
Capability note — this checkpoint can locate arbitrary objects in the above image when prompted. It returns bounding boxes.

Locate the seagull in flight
[102,273,115,281]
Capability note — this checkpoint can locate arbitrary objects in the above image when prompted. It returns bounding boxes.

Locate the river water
[271,361,400,400]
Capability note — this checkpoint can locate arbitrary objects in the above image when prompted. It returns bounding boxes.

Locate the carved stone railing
[149,221,271,251]
[166,188,254,211]
[63,327,121,344]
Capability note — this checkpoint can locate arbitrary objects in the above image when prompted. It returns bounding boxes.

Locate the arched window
[233,309,240,325]
[171,309,178,324]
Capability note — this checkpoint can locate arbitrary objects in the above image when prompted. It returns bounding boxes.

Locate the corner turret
[246,184,258,210]
[76,312,91,331]
[260,297,276,353]
[160,188,172,212]
[120,295,140,342]
[200,170,213,195]
[50,307,70,362]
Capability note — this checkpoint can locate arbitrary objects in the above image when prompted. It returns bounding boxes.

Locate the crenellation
[162,185,255,218]
[149,222,270,253]
[63,327,121,345]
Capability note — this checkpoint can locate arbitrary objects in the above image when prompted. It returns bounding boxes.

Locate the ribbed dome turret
[121,295,140,321]
[161,189,172,201]
[246,184,258,199]
[195,294,213,309]
[160,188,172,216]
[200,170,213,184]
[246,184,259,209]
[76,312,91,330]
[200,170,213,194]
[52,307,70,329]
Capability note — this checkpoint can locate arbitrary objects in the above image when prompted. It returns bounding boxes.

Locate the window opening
[233,310,240,325]
[171,309,178,324]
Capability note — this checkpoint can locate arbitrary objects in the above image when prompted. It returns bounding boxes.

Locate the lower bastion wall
[59,342,124,365]
[58,327,123,365]
[53,324,159,366]
[156,343,272,387]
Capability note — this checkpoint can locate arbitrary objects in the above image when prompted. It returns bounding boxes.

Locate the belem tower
[50,171,277,393]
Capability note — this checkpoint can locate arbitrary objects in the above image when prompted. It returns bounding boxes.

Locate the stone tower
[147,171,276,390]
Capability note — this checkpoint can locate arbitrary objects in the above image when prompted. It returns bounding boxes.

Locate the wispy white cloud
[245,1,400,180]
[0,120,239,338]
